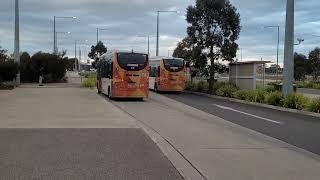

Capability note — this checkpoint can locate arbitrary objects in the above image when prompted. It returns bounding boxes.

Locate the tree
[173,37,207,71]
[88,41,107,68]
[294,53,307,81]
[308,47,320,81]
[0,46,8,62]
[186,0,241,90]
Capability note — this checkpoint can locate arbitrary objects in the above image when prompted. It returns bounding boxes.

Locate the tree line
[0,45,76,83]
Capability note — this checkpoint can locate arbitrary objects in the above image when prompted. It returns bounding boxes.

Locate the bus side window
[103,61,108,78]
[157,66,160,77]
[109,62,113,78]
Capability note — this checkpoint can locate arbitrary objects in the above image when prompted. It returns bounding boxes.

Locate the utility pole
[283,0,294,95]
[14,0,20,84]
[74,40,77,71]
[156,11,160,56]
[276,26,280,81]
[53,16,56,53]
[148,35,150,56]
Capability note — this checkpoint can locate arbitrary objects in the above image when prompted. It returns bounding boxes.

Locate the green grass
[82,77,96,89]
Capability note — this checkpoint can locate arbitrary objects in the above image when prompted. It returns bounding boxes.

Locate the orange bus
[97,50,149,99]
[149,57,186,92]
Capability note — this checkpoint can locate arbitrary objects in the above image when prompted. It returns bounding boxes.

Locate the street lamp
[156,10,179,56]
[96,28,108,45]
[136,35,156,55]
[14,0,20,84]
[264,25,280,80]
[55,31,71,53]
[74,40,89,71]
[53,16,76,54]
[283,0,294,96]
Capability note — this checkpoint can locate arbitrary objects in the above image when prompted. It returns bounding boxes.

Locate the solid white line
[213,104,283,125]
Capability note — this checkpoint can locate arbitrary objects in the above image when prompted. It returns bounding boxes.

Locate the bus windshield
[163,59,185,72]
[117,53,148,71]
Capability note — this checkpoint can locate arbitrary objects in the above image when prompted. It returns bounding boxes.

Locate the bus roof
[101,50,148,56]
[149,56,184,61]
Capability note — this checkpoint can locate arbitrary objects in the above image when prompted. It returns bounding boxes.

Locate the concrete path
[113,92,320,180]
[0,87,183,179]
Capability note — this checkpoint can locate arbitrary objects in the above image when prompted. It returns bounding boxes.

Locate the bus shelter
[229,61,271,90]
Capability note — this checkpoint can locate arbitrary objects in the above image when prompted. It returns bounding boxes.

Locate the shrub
[0,61,18,82]
[233,90,249,100]
[210,82,234,95]
[308,97,320,113]
[185,81,197,91]
[265,91,283,106]
[255,89,267,103]
[283,93,309,110]
[82,77,96,88]
[216,84,239,98]
[264,85,277,93]
[196,81,209,93]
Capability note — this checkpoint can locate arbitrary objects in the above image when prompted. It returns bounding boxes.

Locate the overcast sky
[1,0,320,65]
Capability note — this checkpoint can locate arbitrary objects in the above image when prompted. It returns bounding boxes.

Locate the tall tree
[88,41,107,68]
[173,37,207,71]
[308,47,320,81]
[294,53,307,81]
[186,0,241,90]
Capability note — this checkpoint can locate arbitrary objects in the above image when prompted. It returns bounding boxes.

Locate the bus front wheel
[97,81,102,94]
[107,86,111,98]
[154,83,158,93]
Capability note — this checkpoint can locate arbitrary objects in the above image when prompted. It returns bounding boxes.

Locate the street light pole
[148,35,150,55]
[55,32,71,53]
[96,28,99,45]
[156,10,179,56]
[53,16,76,54]
[53,16,56,53]
[283,0,294,96]
[14,0,20,84]
[276,26,280,80]
[75,40,77,71]
[96,28,108,45]
[156,11,160,56]
[265,25,280,80]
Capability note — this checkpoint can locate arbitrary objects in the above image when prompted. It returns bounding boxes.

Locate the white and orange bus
[97,50,149,99]
[149,57,186,93]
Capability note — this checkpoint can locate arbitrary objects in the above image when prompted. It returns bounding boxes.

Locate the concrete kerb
[185,91,320,119]
[102,97,206,180]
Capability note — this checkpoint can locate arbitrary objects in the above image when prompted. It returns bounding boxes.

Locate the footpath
[0,76,183,179]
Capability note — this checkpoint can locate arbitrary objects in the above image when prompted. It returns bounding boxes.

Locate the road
[165,92,320,155]
[111,92,320,180]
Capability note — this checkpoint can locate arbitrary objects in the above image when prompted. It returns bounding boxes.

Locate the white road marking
[213,104,283,125]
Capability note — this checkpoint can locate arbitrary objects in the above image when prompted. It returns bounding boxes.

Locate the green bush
[82,77,96,88]
[196,81,209,93]
[216,84,239,98]
[308,97,320,113]
[283,93,309,110]
[233,90,250,100]
[296,81,320,90]
[0,61,18,82]
[210,82,234,95]
[265,91,284,106]
[185,81,197,91]
[255,89,267,103]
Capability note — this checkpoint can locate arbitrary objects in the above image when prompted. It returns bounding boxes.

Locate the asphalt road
[165,92,320,155]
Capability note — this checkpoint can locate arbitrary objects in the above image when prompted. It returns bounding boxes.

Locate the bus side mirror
[186,62,191,68]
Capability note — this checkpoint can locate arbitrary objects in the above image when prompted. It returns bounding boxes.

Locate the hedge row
[185,81,320,113]
[0,52,72,83]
